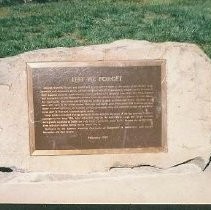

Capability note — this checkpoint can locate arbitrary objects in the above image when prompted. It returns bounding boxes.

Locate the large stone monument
[0,40,211,203]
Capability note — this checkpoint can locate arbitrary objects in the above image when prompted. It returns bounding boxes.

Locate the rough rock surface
[0,40,211,175]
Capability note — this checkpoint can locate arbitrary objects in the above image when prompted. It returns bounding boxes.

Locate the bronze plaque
[27,61,167,155]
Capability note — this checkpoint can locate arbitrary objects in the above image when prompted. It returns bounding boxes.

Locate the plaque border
[27,60,167,156]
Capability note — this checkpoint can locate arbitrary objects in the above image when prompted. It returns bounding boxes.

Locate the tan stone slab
[0,170,210,204]
[0,40,211,174]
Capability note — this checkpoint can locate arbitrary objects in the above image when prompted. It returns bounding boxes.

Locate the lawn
[0,0,211,58]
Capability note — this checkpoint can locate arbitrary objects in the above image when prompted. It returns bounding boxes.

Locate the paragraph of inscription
[41,85,155,134]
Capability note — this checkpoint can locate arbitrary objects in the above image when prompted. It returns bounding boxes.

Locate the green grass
[0,0,211,58]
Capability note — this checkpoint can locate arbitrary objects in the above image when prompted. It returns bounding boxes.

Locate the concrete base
[0,165,210,204]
